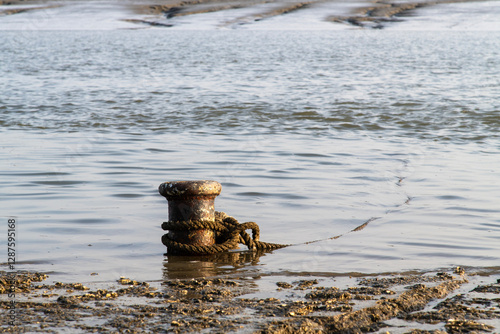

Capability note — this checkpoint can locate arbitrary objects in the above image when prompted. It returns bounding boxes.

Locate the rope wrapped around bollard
[162,211,289,255]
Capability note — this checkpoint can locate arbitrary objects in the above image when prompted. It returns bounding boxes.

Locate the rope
[162,211,289,255]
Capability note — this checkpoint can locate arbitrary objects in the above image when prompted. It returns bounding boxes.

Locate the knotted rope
[162,211,289,255]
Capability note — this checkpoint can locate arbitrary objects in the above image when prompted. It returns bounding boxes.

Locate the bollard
[159,180,221,254]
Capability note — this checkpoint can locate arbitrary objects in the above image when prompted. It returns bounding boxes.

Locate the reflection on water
[163,251,267,280]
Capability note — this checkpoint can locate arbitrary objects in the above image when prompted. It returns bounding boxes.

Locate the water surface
[1,28,500,283]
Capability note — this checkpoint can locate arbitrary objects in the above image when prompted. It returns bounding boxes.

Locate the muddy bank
[326,0,484,28]
[131,0,315,28]
[1,268,499,333]
[0,0,491,29]
[129,0,489,29]
[0,2,59,16]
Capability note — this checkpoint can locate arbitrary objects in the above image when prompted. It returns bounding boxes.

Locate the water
[1,15,500,284]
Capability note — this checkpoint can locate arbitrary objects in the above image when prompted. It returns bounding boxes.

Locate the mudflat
[0,0,491,29]
[2,267,500,333]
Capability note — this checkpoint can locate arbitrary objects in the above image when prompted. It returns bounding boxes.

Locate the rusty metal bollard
[158,180,221,254]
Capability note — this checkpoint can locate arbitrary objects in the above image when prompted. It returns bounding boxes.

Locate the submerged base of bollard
[159,180,289,255]
[159,180,221,255]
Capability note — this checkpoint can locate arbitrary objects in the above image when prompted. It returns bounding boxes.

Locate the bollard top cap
[159,180,221,199]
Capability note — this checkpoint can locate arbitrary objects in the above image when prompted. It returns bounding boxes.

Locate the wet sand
[2,267,500,332]
[0,0,493,29]
[129,0,489,29]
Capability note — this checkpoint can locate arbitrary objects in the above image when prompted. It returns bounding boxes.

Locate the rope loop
[162,211,288,255]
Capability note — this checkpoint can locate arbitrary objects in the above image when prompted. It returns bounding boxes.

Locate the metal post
[159,180,221,254]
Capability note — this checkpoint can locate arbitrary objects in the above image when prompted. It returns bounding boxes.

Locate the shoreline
[0,0,497,30]
[1,267,500,332]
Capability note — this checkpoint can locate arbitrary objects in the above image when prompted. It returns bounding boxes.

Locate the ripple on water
[1,30,500,282]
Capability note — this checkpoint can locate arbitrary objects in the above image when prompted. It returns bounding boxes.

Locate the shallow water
[1,25,500,283]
